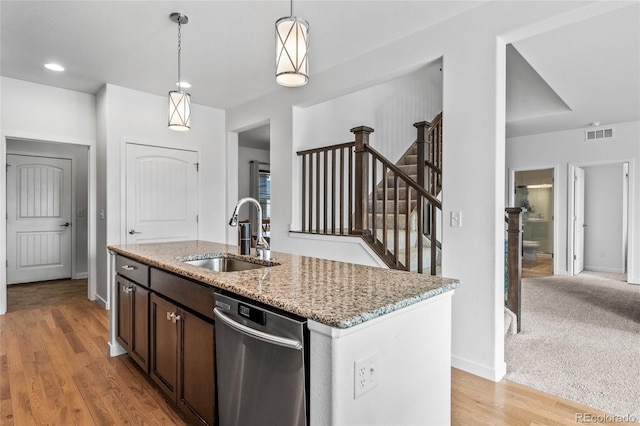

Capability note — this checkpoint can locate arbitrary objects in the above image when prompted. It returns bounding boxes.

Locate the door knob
[128,229,141,235]
[59,222,70,227]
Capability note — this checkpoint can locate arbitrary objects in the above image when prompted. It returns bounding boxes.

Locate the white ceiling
[1,1,639,138]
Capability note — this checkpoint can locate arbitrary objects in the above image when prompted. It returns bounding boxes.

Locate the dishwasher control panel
[239,303,267,325]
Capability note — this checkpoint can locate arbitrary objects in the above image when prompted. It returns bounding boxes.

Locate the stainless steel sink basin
[179,254,277,272]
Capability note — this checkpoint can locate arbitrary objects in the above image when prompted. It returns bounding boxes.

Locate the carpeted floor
[505,271,640,420]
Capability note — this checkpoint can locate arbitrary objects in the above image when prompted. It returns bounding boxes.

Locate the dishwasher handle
[214,308,303,350]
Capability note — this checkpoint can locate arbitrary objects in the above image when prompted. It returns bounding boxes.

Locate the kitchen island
[108,240,459,426]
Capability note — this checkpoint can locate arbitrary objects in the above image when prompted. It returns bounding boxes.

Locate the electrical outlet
[354,352,378,399]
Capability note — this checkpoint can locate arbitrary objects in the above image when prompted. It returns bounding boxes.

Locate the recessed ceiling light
[590,122,601,127]
[44,63,65,72]
[176,81,191,89]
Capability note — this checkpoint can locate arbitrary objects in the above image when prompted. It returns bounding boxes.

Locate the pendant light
[275,0,309,87]
[168,12,191,131]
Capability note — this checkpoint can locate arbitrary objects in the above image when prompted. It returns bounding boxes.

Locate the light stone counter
[108,240,459,328]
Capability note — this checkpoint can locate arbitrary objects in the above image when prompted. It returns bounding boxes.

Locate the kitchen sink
[178,254,277,272]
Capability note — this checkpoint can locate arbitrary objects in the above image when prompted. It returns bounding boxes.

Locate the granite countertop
[108,240,459,329]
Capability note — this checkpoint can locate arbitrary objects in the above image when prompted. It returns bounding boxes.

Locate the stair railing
[296,114,443,275]
[365,143,441,274]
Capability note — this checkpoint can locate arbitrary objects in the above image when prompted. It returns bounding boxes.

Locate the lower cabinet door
[116,276,132,352]
[179,309,215,426]
[150,293,178,399]
[130,284,150,372]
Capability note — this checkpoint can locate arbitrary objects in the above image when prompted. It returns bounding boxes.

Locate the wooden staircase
[296,113,443,274]
[366,141,441,273]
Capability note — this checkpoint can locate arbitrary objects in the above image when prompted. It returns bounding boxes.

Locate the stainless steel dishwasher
[213,292,308,426]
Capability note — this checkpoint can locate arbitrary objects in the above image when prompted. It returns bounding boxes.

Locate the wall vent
[585,127,614,141]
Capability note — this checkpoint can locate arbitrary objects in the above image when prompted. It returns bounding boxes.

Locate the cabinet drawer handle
[166,311,173,321]
[121,265,136,271]
[122,285,133,294]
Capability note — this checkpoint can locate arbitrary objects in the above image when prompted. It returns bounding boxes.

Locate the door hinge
[196,215,199,223]
[194,163,199,172]
[573,254,577,260]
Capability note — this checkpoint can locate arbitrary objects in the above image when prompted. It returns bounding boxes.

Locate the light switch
[450,211,462,227]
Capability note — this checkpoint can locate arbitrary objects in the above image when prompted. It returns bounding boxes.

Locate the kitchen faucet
[228,197,271,260]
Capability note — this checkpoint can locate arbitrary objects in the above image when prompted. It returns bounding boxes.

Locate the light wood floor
[522,253,553,278]
[1,280,622,425]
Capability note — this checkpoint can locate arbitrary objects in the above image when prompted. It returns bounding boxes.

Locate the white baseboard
[108,341,127,357]
[75,272,88,279]
[583,265,625,274]
[95,294,108,309]
[452,355,506,382]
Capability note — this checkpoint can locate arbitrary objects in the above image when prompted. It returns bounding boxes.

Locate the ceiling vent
[585,127,614,141]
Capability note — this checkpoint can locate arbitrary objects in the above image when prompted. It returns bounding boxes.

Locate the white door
[573,166,585,274]
[6,155,72,284]
[125,144,198,244]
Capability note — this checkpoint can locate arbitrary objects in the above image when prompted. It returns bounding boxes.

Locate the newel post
[506,207,523,332]
[351,126,374,235]
[414,121,429,189]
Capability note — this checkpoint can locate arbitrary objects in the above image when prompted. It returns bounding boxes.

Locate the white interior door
[573,166,585,274]
[6,155,72,284]
[125,144,198,244]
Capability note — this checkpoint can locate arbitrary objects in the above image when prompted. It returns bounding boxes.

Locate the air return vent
[585,127,614,141]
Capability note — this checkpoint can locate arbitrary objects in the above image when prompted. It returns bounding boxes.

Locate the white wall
[0,77,97,314]
[583,163,625,273]
[297,64,442,163]
[227,2,595,381]
[507,120,639,283]
[96,84,226,306]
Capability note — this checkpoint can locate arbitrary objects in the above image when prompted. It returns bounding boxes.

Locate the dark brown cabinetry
[115,257,216,426]
[115,256,150,372]
[150,293,216,426]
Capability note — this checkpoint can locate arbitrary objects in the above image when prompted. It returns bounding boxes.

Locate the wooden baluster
[301,154,307,232]
[405,187,411,271]
[323,150,328,233]
[351,126,374,235]
[316,151,321,233]
[506,207,523,332]
[331,149,336,234]
[417,194,423,274]
[372,157,378,242]
[393,173,400,266]
[431,203,437,275]
[339,148,345,234]
[308,153,313,232]
[348,146,353,233]
[382,164,388,254]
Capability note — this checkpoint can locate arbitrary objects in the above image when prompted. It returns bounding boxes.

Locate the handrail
[296,141,354,156]
[365,145,441,209]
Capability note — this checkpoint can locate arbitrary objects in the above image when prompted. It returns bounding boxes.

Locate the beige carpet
[505,271,640,420]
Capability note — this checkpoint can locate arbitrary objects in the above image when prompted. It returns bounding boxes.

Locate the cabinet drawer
[116,255,149,287]
[150,268,214,320]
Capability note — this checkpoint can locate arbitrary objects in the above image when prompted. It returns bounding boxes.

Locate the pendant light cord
[290,0,294,17]
[177,20,182,88]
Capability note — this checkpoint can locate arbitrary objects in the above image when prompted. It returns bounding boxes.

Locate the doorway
[514,168,554,278]
[570,162,629,277]
[4,138,90,310]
